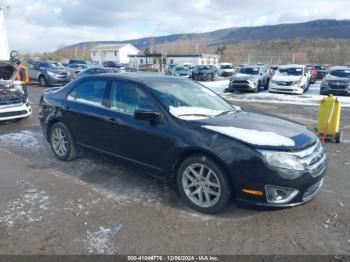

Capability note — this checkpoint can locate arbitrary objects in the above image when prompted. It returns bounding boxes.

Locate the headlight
[258,150,306,179]
[321,81,328,88]
[47,71,55,76]
[271,80,277,84]
[292,80,301,86]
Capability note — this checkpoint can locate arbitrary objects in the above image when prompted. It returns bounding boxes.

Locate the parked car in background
[191,65,217,81]
[268,65,279,80]
[24,60,71,87]
[66,64,89,79]
[0,60,32,121]
[307,65,317,84]
[165,64,177,75]
[227,65,269,93]
[320,66,350,96]
[75,67,112,78]
[69,59,88,65]
[218,63,235,77]
[39,73,326,213]
[269,65,310,95]
[172,66,191,78]
[101,61,125,73]
[314,64,327,80]
[183,63,195,71]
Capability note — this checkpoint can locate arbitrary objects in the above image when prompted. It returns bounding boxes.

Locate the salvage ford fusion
[0,60,32,121]
[39,73,326,213]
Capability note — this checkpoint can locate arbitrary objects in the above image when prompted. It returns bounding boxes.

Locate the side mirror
[134,109,160,122]
[10,50,17,58]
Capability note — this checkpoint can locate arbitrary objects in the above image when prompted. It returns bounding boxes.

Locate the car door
[103,80,174,174]
[63,78,110,152]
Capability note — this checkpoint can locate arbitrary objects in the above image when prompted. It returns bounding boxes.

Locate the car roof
[329,66,350,71]
[84,72,190,85]
[279,64,304,69]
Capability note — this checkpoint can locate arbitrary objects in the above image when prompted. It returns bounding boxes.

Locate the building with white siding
[90,44,140,64]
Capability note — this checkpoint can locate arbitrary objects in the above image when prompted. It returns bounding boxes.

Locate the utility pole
[0,3,10,60]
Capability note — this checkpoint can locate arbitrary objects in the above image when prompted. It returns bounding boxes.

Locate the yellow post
[317,95,342,142]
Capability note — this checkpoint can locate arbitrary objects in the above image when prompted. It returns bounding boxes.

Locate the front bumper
[0,102,32,121]
[234,142,327,208]
[227,81,257,92]
[237,177,325,208]
[321,86,350,96]
[269,82,304,94]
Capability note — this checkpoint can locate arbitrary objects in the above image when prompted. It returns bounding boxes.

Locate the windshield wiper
[177,114,214,118]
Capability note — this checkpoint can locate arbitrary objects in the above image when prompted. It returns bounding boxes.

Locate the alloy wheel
[182,163,221,208]
[51,127,68,157]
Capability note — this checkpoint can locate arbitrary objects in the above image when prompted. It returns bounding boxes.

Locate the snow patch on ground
[203,125,295,147]
[0,130,42,151]
[83,224,122,254]
[200,81,350,107]
[0,181,50,228]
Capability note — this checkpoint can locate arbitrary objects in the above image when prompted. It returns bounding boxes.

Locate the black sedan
[191,65,216,81]
[39,73,326,213]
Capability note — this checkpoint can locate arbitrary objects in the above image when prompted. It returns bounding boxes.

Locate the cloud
[2,0,350,52]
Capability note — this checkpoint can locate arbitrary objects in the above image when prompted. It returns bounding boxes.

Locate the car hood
[230,73,259,81]
[175,70,190,75]
[325,75,350,83]
[194,111,317,150]
[272,74,302,82]
[44,68,68,74]
[0,60,18,86]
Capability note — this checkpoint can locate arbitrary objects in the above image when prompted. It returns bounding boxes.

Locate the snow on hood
[272,74,302,82]
[202,125,295,147]
[169,106,224,120]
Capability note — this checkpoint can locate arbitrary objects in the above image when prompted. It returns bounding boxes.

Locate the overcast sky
[3,0,350,52]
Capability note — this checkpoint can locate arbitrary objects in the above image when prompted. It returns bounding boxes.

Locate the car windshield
[239,67,259,75]
[148,79,235,120]
[329,69,350,78]
[220,65,232,69]
[277,67,303,76]
[197,66,210,70]
[39,62,57,69]
[315,65,326,70]
[175,67,188,71]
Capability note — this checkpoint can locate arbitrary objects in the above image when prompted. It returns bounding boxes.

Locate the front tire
[50,122,77,161]
[176,155,232,214]
[39,75,48,87]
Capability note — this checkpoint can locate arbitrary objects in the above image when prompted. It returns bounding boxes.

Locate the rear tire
[50,122,77,161]
[176,155,232,214]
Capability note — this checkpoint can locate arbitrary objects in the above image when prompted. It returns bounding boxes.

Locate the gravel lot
[0,83,349,255]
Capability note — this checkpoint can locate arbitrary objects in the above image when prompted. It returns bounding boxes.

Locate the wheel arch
[171,148,235,191]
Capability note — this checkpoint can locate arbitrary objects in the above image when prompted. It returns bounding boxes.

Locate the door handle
[107,117,118,124]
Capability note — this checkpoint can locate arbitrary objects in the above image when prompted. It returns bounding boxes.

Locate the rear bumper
[0,102,32,121]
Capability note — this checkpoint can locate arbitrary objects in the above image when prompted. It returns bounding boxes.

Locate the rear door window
[67,79,108,107]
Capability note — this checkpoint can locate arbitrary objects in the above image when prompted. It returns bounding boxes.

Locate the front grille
[286,141,326,177]
[302,178,324,201]
[275,81,293,86]
[233,80,249,84]
[0,110,27,118]
[0,93,25,106]
[329,82,347,89]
